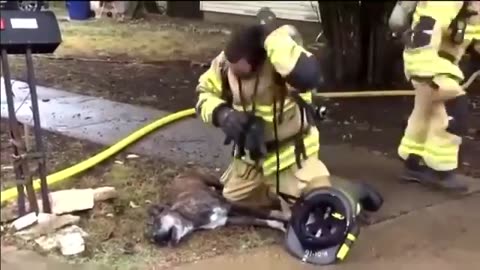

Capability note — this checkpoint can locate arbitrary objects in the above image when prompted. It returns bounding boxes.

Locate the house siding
[199,1,321,22]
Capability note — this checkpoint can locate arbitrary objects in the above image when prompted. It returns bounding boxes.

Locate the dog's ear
[147,204,168,217]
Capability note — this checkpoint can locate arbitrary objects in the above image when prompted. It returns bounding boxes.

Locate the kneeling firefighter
[195,13,384,265]
[390,1,480,192]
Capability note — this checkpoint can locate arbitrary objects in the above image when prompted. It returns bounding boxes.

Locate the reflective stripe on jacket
[403,1,465,80]
[196,52,228,124]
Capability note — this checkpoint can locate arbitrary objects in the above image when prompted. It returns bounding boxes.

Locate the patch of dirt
[8,58,203,112]
[0,120,280,269]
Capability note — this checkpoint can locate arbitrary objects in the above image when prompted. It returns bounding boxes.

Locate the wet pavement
[0,79,229,169]
[1,79,479,270]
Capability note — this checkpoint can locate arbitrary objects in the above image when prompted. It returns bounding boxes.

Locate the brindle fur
[146,169,289,246]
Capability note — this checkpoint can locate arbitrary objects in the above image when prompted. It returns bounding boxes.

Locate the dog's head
[146,204,194,247]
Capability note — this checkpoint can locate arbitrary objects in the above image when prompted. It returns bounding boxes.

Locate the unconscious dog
[145,170,289,246]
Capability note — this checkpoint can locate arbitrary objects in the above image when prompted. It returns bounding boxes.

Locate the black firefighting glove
[213,105,250,146]
[244,116,268,161]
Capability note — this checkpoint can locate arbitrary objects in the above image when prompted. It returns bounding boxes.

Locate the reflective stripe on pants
[398,79,464,171]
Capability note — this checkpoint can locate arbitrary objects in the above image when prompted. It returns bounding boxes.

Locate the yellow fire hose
[317,70,479,98]
[1,70,478,203]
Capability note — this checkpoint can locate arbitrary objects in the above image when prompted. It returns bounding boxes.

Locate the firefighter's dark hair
[224,24,267,66]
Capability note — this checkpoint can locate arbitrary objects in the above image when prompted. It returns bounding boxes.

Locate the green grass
[48,4,228,62]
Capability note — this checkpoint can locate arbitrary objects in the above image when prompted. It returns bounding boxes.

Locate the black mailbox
[0,10,63,214]
[0,10,62,54]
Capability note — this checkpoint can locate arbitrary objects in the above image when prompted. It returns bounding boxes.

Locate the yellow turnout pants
[220,152,331,211]
[398,76,467,171]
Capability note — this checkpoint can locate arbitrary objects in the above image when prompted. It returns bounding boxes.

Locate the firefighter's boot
[420,169,469,193]
[400,155,468,192]
[400,154,428,183]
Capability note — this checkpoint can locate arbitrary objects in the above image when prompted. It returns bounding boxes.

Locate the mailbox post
[0,10,62,215]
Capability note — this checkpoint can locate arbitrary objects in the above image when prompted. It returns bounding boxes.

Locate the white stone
[37,213,55,223]
[14,214,81,240]
[58,232,85,256]
[126,154,139,159]
[49,189,95,215]
[33,225,88,252]
[93,186,118,202]
[11,212,38,231]
[58,225,89,237]
[129,201,140,209]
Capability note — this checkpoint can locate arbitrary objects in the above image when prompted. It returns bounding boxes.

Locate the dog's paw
[266,220,287,233]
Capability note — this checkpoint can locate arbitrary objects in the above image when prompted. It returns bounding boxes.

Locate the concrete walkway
[1,79,229,169]
[1,79,479,269]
